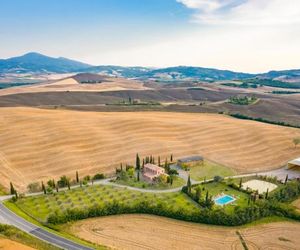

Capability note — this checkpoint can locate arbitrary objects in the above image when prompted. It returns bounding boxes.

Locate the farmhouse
[287,157,300,169]
[178,156,203,168]
[143,163,166,182]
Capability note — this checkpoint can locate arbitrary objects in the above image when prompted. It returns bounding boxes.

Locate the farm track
[0,107,300,190]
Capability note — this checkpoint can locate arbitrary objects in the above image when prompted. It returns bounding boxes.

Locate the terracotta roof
[144,163,164,172]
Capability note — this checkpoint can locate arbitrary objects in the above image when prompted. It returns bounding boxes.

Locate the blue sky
[1,0,300,72]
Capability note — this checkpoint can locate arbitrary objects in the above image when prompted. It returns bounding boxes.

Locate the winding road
[0,203,93,250]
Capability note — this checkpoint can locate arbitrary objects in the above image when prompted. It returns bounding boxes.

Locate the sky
[0,0,299,73]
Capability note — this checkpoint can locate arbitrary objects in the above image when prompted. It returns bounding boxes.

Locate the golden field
[0,107,299,190]
[68,214,300,250]
[0,238,35,250]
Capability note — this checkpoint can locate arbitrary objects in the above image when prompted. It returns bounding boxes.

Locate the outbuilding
[287,157,300,169]
[177,155,203,168]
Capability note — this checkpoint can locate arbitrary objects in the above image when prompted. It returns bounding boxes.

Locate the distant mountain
[1,53,299,82]
[0,52,92,73]
[144,66,254,81]
[259,69,300,81]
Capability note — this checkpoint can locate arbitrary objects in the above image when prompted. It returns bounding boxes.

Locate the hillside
[0,52,91,73]
[1,53,300,82]
[0,108,299,190]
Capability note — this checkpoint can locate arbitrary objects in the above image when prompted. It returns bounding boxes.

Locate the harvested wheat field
[0,238,35,250]
[0,107,300,190]
[68,214,300,250]
[0,76,149,97]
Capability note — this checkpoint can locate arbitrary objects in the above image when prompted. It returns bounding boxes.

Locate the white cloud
[177,0,300,25]
[68,1,300,73]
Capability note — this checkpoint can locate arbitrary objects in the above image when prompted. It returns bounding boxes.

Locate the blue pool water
[214,195,235,205]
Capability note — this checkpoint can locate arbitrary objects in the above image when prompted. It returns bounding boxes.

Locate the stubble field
[0,107,299,190]
[67,214,300,250]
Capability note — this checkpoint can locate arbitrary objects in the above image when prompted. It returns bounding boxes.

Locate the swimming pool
[214,195,235,205]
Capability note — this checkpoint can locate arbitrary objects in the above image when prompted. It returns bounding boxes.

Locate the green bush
[93,173,105,180]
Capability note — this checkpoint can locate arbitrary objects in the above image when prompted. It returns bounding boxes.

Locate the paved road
[0,203,93,250]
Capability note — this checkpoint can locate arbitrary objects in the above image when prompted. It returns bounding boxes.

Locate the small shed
[178,156,203,168]
[287,158,300,169]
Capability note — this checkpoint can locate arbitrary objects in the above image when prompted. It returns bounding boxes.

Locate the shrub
[27,182,41,193]
[93,173,105,180]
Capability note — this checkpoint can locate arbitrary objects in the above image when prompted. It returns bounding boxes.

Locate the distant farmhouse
[143,163,167,182]
[178,156,203,168]
[287,157,300,169]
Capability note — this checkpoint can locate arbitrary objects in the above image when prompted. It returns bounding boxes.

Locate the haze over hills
[1,52,300,81]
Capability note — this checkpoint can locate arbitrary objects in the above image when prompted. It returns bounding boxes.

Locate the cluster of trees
[116,154,178,186]
[116,153,175,184]
[243,78,300,89]
[45,177,300,226]
[47,195,296,226]
[222,82,258,89]
[270,180,300,203]
[113,97,161,106]
[182,176,214,209]
[272,90,300,95]
[228,96,258,105]
[26,171,105,195]
[229,113,300,129]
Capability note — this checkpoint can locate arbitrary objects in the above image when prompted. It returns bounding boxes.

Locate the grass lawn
[114,176,185,190]
[191,181,249,212]
[189,160,236,181]
[14,184,198,223]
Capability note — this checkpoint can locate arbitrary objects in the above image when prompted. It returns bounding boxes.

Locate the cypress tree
[67,180,70,190]
[187,175,192,194]
[42,181,46,194]
[196,186,201,201]
[136,154,141,170]
[76,171,79,183]
[120,163,123,171]
[10,182,15,195]
[205,191,209,203]
[170,154,173,162]
[142,159,145,168]
[137,170,140,182]
[284,174,288,185]
[265,188,269,199]
[158,156,161,166]
[239,178,243,189]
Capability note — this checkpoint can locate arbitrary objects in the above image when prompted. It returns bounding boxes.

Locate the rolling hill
[0,108,299,190]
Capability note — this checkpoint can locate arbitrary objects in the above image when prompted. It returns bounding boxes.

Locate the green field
[15,184,198,222]
[114,176,185,190]
[191,181,249,212]
[189,160,236,181]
